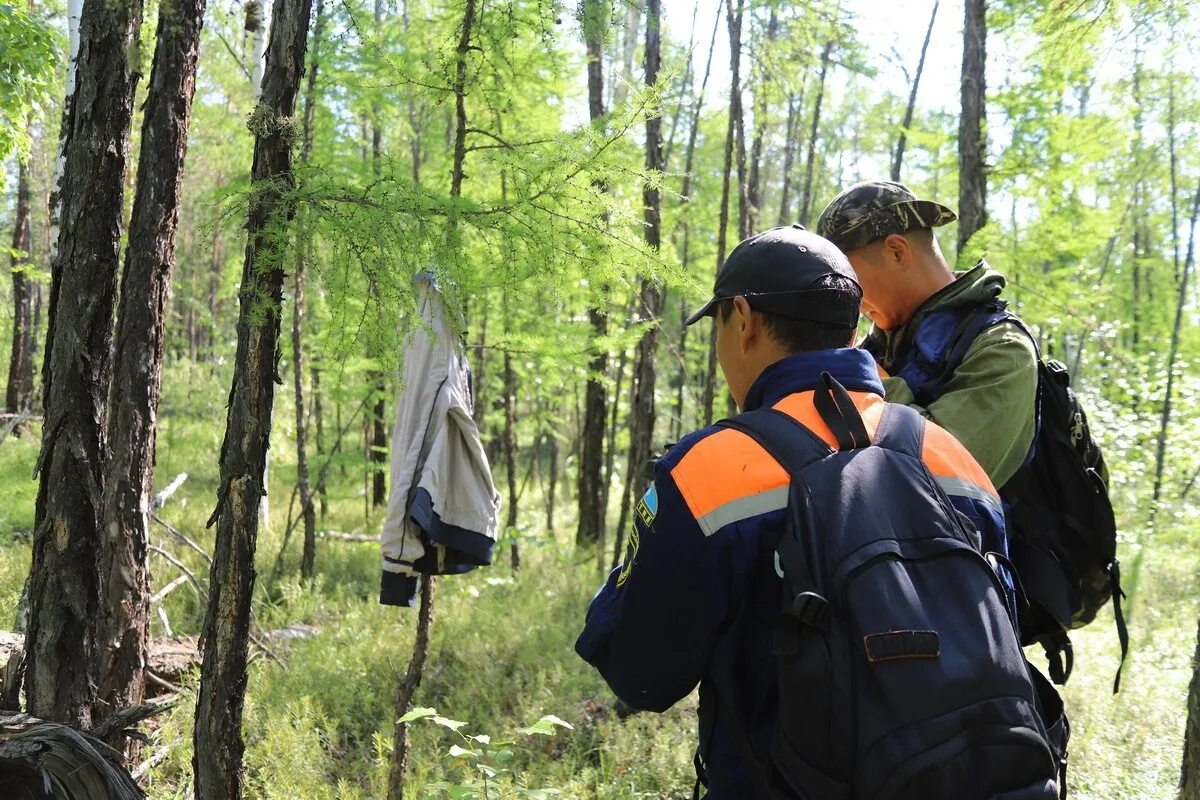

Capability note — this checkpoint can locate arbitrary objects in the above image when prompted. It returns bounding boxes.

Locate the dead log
[0,625,317,698]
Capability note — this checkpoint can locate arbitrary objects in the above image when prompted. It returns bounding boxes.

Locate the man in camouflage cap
[816,180,1038,491]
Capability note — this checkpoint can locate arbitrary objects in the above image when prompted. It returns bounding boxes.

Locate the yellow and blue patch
[635,484,658,526]
[617,485,658,587]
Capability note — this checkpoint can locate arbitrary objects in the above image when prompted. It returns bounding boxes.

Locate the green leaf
[469,733,491,745]
[518,714,575,736]
[448,744,482,759]
[397,707,438,724]
[433,715,469,731]
[492,748,515,763]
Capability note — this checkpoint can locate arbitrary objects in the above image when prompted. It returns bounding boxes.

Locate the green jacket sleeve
[882,321,1038,489]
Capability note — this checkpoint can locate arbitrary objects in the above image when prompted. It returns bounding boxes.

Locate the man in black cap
[817,180,1038,490]
[575,226,1037,798]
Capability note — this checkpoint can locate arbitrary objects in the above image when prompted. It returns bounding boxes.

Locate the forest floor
[0,362,1196,799]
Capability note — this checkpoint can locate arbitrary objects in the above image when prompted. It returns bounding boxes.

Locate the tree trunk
[1168,79,1180,286]
[618,0,665,559]
[777,89,803,226]
[369,0,387,510]
[1151,179,1200,509]
[670,1,721,441]
[6,156,34,420]
[386,576,435,800]
[798,40,832,228]
[502,348,520,572]
[892,0,938,182]
[244,0,265,98]
[47,0,83,263]
[208,172,225,361]
[957,0,987,255]
[545,429,558,532]
[388,3,474,795]
[610,2,640,109]
[402,1,422,184]
[294,264,317,580]
[294,0,324,580]
[662,3,698,171]
[730,2,748,240]
[745,6,777,233]
[313,365,327,518]
[601,315,630,520]
[96,0,204,738]
[192,0,311,792]
[251,0,271,528]
[1183,617,1200,798]
[577,0,610,548]
[24,0,145,728]
[448,0,475,200]
[702,0,744,426]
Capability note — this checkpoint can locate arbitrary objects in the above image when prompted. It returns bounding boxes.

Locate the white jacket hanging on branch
[380,271,500,607]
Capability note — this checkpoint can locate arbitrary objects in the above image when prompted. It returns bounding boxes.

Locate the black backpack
[715,374,1067,800]
[863,301,1126,690]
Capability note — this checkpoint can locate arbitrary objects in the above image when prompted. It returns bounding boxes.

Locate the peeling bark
[25,0,145,728]
[192,0,312,792]
[97,0,206,739]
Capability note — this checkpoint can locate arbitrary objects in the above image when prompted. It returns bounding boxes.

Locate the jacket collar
[871,259,999,364]
[742,348,884,412]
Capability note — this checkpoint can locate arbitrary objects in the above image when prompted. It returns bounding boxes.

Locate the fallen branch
[156,606,174,638]
[94,701,172,742]
[151,513,213,564]
[149,545,207,599]
[152,472,189,509]
[0,411,38,440]
[150,574,190,605]
[316,530,378,542]
[132,745,171,780]
[147,545,285,667]
[145,670,181,696]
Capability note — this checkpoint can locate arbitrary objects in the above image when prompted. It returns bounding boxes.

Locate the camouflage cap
[815,180,957,252]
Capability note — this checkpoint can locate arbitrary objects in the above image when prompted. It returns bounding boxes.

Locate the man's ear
[731,295,756,353]
[882,233,912,268]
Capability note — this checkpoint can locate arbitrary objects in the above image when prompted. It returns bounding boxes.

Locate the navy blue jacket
[575,348,1011,798]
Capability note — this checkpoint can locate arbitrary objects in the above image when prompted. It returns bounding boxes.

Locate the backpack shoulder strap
[718,407,831,476]
[717,371,872,473]
[908,302,1016,405]
[718,373,872,621]
[990,311,1043,361]
[870,402,927,461]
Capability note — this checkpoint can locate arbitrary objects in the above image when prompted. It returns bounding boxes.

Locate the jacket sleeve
[884,321,1038,489]
[575,460,732,713]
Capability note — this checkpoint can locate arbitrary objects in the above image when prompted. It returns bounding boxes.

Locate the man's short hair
[717,275,861,353]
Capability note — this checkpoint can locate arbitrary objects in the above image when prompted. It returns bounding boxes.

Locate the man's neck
[894,260,956,329]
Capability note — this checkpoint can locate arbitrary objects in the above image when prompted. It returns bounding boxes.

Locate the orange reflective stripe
[671,390,890,528]
[771,390,888,450]
[921,422,998,498]
[670,427,789,521]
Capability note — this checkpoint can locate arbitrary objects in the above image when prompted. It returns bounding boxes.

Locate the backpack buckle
[788,591,831,631]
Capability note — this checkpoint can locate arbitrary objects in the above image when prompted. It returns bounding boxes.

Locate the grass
[0,360,1196,799]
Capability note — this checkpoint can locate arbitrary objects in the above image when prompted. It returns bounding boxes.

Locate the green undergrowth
[0,361,1196,799]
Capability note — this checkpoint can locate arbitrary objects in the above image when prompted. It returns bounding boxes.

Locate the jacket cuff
[380,572,419,607]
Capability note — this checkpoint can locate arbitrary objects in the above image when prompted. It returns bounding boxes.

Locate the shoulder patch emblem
[617,485,657,587]
[616,525,639,587]
[636,484,658,527]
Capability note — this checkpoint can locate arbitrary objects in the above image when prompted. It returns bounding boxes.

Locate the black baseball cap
[685,225,862,327]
